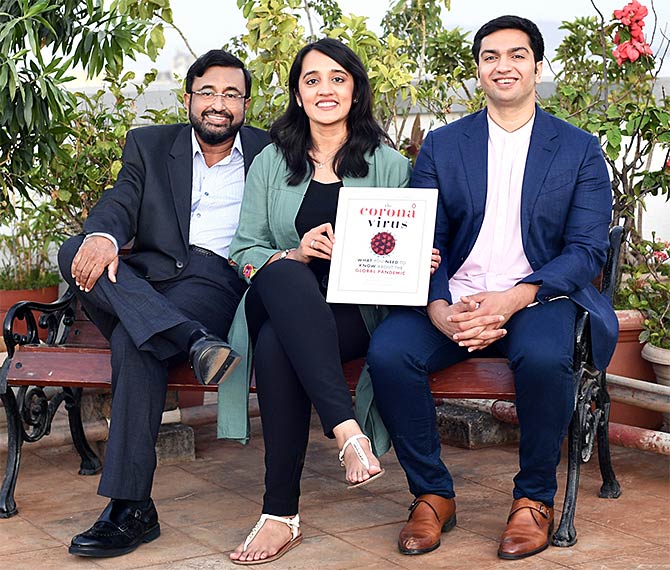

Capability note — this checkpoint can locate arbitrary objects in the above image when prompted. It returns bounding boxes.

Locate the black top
[294,179,343,284]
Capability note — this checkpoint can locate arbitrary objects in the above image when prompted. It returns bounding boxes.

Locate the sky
[132,0,670,76]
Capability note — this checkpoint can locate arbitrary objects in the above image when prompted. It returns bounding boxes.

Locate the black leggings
[245,259,369,515]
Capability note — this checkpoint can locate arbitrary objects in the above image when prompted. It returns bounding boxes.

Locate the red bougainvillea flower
[614,0,648,26]
[613,39,654,64]
[612,1,653,65]
[629,22,645,42]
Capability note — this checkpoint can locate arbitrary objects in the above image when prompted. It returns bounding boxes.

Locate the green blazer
[217,142,411,456]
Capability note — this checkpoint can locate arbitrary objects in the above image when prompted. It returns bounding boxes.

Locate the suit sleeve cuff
[84,232,119,253]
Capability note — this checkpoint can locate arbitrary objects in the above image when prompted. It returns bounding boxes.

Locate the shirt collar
[191,128,244,164]
[487,112,535,143]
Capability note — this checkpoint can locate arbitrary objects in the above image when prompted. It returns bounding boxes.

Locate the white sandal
[232,513,302,565]
[338,433,385,490]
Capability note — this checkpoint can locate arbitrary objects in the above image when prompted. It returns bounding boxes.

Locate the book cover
[327,187,438,306]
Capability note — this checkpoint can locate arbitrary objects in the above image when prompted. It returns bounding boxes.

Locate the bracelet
[279,249,293,260]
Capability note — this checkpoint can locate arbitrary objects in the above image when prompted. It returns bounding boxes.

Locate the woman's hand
[288,222,336,263]
[430,248,441,274]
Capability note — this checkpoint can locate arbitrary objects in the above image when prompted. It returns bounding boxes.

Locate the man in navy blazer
[59,50,270,557]
[368,16,617,561]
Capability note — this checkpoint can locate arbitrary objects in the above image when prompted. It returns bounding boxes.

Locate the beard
[189,106,244,145]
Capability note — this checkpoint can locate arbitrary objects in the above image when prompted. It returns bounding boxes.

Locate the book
[326,187,438,306]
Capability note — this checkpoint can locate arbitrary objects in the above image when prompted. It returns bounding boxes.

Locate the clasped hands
[283,222,441,273]
[428,284,539,352]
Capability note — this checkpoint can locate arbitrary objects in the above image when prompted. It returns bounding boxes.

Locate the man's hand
[448,283,540,351]
[427,299,506,348]
[71,236,119,292]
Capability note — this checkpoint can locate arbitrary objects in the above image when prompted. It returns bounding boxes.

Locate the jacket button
[176,261,184,269]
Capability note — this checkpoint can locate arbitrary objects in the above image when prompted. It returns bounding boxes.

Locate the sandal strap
[338,433,371,470]
[242,513,300,552]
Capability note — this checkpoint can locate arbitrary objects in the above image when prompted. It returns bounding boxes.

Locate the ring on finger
[310,239,316,249]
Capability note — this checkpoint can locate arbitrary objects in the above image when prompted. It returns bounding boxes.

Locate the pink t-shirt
[448,113,535,302]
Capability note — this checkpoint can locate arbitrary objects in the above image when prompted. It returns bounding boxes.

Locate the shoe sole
[398,513,457,555]
[346,468,386,490]
[202,349,240,385]
[68,524,160,557]
[497,521,554,560]
[497,541,550,560]
[231,533,302,565]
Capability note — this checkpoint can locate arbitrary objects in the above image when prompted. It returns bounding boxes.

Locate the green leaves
[617,234,670,348]
[0,0,169,206]
[547,8,670,280]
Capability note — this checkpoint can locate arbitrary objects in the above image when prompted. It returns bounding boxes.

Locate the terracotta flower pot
[0,285,60,352]
[607,310,663,429]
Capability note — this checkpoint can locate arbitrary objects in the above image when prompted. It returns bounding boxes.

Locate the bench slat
[343,357,515,399]
[10,349,515,399]
[7,347,218,392]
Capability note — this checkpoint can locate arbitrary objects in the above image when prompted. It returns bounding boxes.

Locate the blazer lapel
[239,126,260,175]
[460,110,489,241]
[521,108,559,242]
[167,125,194,247]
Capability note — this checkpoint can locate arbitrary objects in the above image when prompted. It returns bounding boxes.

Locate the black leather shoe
[189,332,240,385]
[69,499,160,557]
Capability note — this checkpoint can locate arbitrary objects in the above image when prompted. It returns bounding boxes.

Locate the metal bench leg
[0,388,22,518]
[552,411,580,547]
[65,388,102,475]
[595,376,621,499]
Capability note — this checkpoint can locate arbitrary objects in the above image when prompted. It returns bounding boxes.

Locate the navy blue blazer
[412,106,618,370]
[84,123,270,282]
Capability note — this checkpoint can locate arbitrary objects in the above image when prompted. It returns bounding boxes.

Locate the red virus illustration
[370,231,396,256]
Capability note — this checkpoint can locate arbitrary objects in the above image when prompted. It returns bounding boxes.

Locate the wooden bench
[0,227,624,547]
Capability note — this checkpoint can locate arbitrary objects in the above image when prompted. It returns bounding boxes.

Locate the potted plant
[622,235,670,349]
[619,235,670,427]
[0,198,67,351]
[540,0,670,427]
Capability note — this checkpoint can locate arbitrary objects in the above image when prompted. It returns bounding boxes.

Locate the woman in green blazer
[226,38,426,565]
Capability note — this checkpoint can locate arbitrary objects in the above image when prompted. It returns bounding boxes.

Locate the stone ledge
[436,402,519,449]
[156,422,196,464]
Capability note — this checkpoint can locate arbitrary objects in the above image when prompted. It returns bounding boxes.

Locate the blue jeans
[367,299,578,506]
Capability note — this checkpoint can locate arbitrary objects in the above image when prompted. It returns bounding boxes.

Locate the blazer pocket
[541,171,575,194]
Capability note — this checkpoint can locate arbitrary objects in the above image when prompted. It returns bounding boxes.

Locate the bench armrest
[2,287,77,358]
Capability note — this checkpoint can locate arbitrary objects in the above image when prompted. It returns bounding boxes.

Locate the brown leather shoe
[398,494,456,555]
[498,498,554,560]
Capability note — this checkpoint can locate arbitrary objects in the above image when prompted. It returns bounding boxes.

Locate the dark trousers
[367,299,578,507]
[246,260,369,516]
[58,235,245,500]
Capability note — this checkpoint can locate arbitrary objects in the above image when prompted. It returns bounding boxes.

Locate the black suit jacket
[84,123,270,282]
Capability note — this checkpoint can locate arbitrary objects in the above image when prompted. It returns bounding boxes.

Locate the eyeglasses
[190,90,247,105]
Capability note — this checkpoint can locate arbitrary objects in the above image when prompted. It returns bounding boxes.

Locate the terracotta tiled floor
[1,412,669,569]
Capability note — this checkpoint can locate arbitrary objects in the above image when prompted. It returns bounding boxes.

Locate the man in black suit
[59,50,270,558]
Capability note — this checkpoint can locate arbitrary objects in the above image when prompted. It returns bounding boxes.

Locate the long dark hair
[270,38,392,185]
